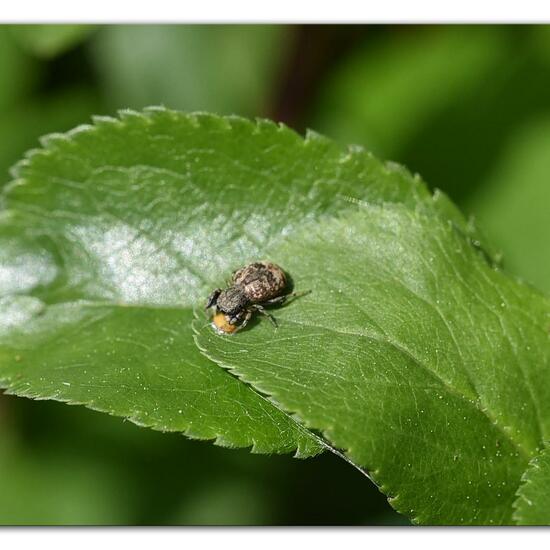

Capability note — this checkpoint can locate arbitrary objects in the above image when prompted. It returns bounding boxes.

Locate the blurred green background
[1,24,549,525]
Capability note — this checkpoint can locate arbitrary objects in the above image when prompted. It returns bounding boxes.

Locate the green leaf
[8,25,95,58]
[2,108,548,525]
[91,25,286,115]
[513,445,550,525]
[194,203,550,524]
[466,117,550,294]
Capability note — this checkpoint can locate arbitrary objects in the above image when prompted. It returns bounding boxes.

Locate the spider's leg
[228,311,243,325]
[206,288,222,309]
[264,289,311,306]
[252,304,278,327]
[234,310,252,332]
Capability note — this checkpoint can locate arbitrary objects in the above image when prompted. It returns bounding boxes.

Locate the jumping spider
[206,261,306,334]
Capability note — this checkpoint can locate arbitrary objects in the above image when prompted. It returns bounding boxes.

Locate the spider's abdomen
[232,261,287,303]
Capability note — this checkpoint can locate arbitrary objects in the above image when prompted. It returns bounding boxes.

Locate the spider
[206,261,306,334]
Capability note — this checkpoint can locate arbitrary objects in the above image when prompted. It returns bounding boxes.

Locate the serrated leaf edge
[0,370,320,458]
[511,441,550,525]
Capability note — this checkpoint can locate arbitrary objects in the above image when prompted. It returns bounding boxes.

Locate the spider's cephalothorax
[206,261,305,334]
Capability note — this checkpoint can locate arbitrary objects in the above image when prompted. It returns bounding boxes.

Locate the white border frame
[1,0,550,23]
